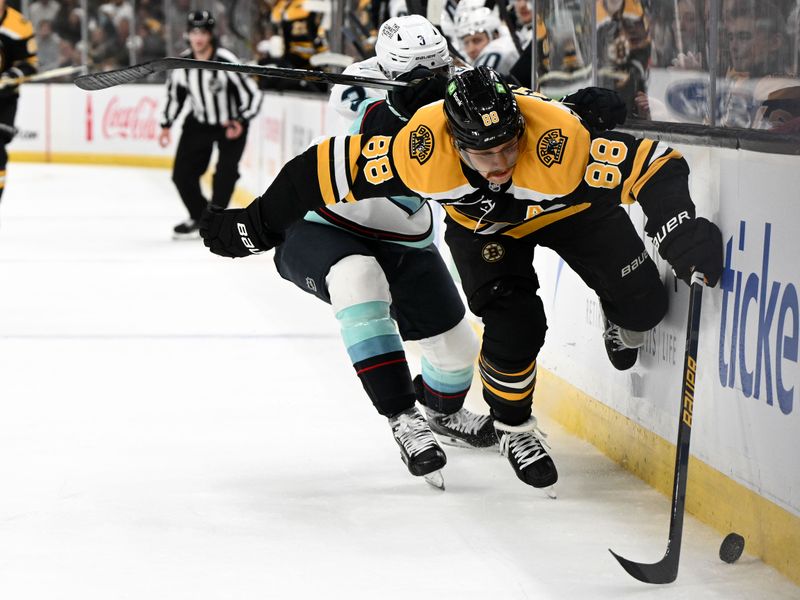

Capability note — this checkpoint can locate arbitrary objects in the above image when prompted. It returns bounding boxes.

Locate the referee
[159,11,262,239]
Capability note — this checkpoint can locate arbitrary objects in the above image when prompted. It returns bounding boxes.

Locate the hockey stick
[609,271,705,584]
[74,58,430,92]
[0,64,87,89]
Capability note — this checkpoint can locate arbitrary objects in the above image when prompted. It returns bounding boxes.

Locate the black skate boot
[413,375,497,449]
[602,317,645,371]
[388,407,447,478]
[173,219,200,240]
[425,407,498,449]
[494,417,558,488]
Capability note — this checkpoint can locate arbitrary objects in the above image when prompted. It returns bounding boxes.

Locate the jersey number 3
[584,139,627,189]
[362,136,393,185]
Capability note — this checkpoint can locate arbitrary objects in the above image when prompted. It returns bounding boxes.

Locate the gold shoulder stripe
[620,139,654,204]
[632,149,683,199]
[316,138,336,206]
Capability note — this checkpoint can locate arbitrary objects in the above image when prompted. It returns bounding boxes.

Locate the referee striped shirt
[160,47,262,128]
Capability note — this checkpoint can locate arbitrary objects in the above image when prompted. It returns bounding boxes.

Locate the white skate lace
[391,412,438,456]
[442,410,492,436]
[603,322,626,352]
[499,427,551,470]
[603,321,645,350]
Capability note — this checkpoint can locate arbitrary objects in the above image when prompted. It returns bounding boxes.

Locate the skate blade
[437,436,498,451]
[423,470,445,491]
[543,485,557,499]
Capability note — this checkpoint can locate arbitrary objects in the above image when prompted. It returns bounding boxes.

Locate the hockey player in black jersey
[0,0,37,205]
[200,67,722,491]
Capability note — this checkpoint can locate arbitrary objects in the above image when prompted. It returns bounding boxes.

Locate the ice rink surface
[1,164,798,600]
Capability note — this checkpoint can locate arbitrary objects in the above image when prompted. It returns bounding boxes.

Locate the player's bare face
[188,29,213,57]
[461,33,491,61]
[460,137,521,185]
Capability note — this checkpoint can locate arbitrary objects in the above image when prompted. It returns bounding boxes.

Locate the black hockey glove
[655,215,723,287]
[199,204,283,258]
[561,87,627,131]
[387,67,449,119]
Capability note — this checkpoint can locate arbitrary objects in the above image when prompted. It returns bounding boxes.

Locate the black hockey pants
[445,203,668,424]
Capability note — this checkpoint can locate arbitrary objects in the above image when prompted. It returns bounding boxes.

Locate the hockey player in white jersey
[276,15,498,489]
[455,5,519,76]
[329,14,452,123]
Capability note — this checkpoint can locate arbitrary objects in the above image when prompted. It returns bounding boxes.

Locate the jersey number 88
[362,136,394,185]
[584,139,627,189]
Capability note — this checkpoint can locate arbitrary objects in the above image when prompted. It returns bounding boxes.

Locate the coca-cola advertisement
[52,84,174,157]
[87,92,161,143]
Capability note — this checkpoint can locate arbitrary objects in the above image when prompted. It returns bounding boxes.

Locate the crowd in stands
[17,0,800,133]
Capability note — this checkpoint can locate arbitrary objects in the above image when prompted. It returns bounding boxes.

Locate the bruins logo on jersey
[537,128,568,167]
[481,242,505,263]
[409,124,434,165]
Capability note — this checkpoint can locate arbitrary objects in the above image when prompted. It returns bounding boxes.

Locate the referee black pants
[171,116,248,220]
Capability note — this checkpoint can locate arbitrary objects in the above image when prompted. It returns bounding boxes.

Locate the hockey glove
[656,215,723,286]
[199,204,283,258]
[387,67,449,120]
[561,87,627,131]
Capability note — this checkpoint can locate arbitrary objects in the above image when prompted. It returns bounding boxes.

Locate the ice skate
[494,417,558,489]
[172,219,200,240]
[388,407,447,485]
[602,317,646,371]
[413,375,497,449]
[424,406,498,449]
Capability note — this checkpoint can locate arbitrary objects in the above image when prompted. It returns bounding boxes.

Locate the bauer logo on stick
[409,125,434,165]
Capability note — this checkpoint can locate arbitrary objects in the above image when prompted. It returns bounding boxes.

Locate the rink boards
[10,83,800,584]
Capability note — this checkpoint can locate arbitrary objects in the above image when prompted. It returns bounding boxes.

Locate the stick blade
[608,549,678,584]
[74,61,163,90]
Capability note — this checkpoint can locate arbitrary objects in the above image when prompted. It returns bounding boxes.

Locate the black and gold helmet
[443,66,524,150]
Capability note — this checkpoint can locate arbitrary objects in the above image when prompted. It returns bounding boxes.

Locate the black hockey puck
[719,532,745,563]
